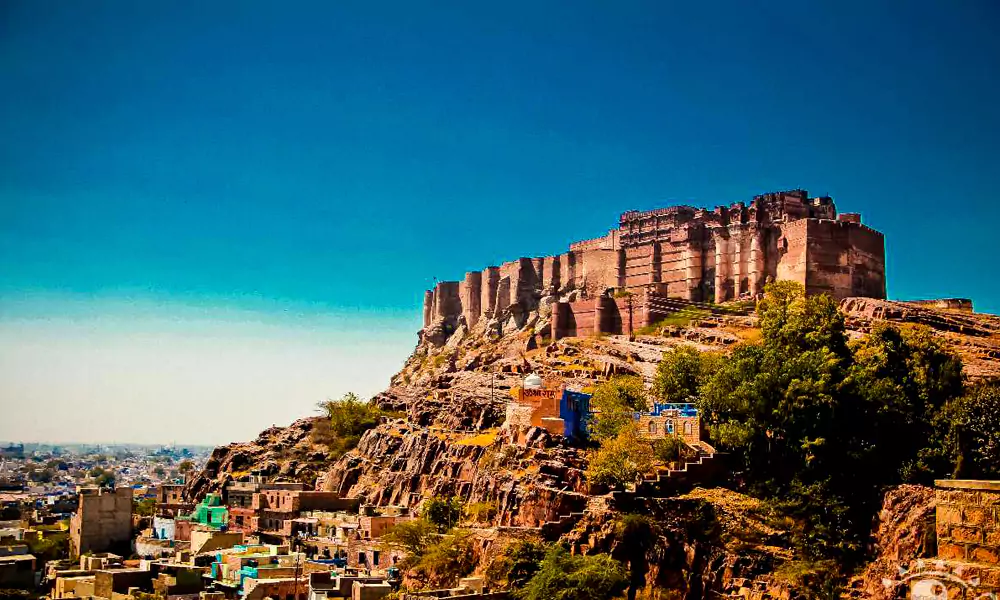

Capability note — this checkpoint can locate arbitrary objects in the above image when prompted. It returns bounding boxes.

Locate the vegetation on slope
[649,280,1000,591]
[312,392,387,458]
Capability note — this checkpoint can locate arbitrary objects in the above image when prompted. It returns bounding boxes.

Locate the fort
[422,189,886,341]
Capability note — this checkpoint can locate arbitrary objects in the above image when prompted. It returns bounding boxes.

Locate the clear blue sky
[2,1,998,444]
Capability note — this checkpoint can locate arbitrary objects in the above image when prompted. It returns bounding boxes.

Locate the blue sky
[2,1,998,444]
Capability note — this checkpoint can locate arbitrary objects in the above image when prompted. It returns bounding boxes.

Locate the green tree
[846,321,964,483]
[178,460,195,474]
[652,435,685,464]
[464,501,498,524]
[947,380,1000,479]
[486,540,547,589]
[613,515,658,600]
[30,468,55,483]
[381,518,437,556]
[588,376,647,441]
[516,546,628,600]
[409,531,477,589]
[586,425,653,489]
[314,393,383,457]
[422,496,463,532]
[696,281,969,569]
[653,345,719,403]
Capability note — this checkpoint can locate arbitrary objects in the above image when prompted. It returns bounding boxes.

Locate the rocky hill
[187,288,999,598]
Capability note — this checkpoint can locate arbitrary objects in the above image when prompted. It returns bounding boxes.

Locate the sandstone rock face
[318,425,589,528]
[184,417,328,500]
[561,488,792,600]
[847,485,936,599]
[841,297,1000,379]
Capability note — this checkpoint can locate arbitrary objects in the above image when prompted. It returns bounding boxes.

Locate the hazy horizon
[3,1,999,445]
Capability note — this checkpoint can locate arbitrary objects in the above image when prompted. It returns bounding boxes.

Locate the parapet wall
[422,189,887,335]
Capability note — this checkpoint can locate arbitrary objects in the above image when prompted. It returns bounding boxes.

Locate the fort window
[684,422,692,435]
[649,422,657,435]
[666,419,674,433]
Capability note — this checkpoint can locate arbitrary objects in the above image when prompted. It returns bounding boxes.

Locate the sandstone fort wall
[422,189,887,334]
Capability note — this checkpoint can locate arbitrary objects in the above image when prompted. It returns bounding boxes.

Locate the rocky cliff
[188,287,999,598]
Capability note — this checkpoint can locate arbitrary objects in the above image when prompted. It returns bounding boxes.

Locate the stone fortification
[422,189,886,337]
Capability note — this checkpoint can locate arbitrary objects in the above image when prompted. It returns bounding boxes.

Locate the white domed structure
[523,373,543,389]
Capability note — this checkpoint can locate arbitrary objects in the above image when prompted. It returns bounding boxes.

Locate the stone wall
[423,189,886,335]
[69,487,133,558]
[935,480,1000,567]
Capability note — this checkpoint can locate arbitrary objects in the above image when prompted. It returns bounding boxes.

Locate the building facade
[69,487,133,558]
[422,190,885,340]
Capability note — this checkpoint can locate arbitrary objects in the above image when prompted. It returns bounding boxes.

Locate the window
[373,551,380,566]
[684,421,692,435]
[666,419,674,433]
[648,421,657,435]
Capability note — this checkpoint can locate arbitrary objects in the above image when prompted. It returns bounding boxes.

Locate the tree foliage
[515,546,629,600]
[134,498,156,517]
[314,392,383,457]
[588,376,647,441]
[947,380,1000,479]
[486,540,547,589]
[381,518,437,557]
[464,501,498,524]
[422,496,463,532]
[613,515,658,600]
[690,281,968,568]
[408,531,477,589]
[653,345,719,403]
[586,425,653,489]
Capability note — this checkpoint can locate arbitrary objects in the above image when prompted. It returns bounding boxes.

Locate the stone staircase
[633,441,719,498]
[537,494,611,539]
[533,445,722,540]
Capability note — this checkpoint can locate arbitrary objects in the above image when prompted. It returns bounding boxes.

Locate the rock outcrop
[841,297,1000,379]
[185,276,1000,599]
[847,485,936,599]
[184,417,330,500]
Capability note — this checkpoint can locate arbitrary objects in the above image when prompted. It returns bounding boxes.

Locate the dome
[523,373,543,389]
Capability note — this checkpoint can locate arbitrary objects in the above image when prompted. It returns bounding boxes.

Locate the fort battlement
[422,189,886,336]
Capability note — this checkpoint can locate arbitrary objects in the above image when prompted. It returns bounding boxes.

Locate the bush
[652,436,686,464]
[381,518,437,556]
[587,425,653,489]
[464,501,498,524]
[409,531,477,589]
[589,376,647,441]
[134,498,156,517]
[516,546,628,600]
[486,540,547,589]
[314,393,383,457]
[422,496,463,532]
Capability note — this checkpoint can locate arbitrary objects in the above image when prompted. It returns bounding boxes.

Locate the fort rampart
[422,189,886,338]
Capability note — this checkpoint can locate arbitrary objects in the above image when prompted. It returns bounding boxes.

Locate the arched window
[666,419,674,434]
[648,421,657,435]
[684,421,692,435]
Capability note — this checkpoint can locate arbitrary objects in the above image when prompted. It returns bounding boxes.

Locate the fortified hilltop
[423,189,885,341]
